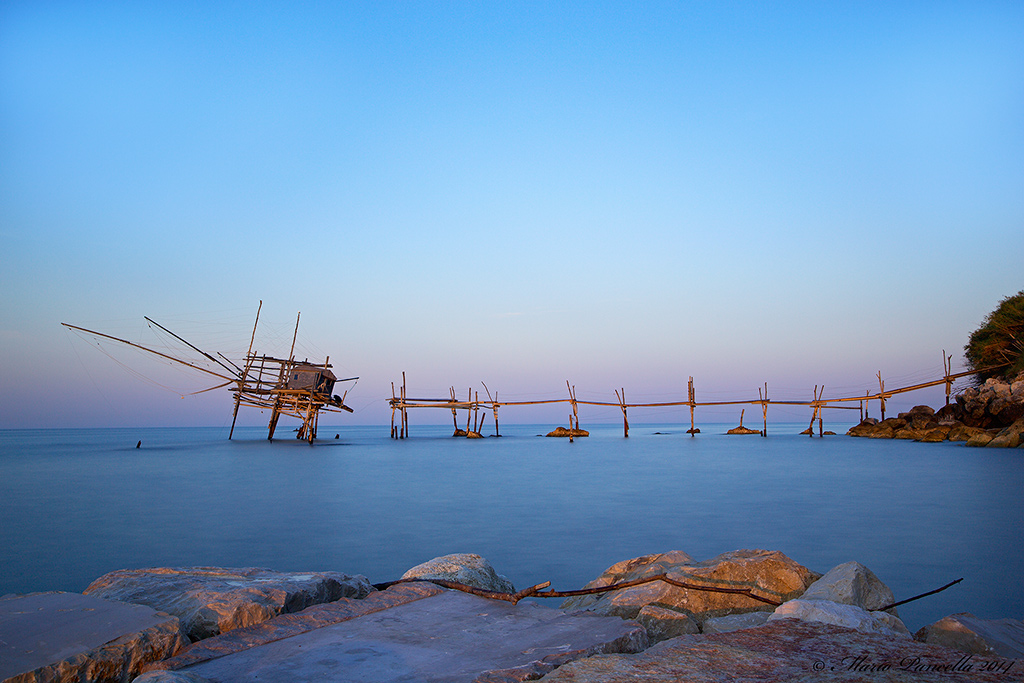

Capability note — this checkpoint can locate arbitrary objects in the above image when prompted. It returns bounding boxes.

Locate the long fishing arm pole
[61,323,237,383]
[143,316,240,378]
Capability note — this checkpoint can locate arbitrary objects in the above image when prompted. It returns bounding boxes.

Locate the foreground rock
[84,567,374,641]
[401,553,516,593]
[916,612,1024,659]
[144,586,647,683]
[0,591,187,683]
[768,599,911,638]
[536,619,1018,682]
[560,549,819,637]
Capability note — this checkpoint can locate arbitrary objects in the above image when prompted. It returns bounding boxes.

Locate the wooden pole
[688,376,696,436]
[877,372,886,420]
[616,388,628,437]
[759,383,768,437]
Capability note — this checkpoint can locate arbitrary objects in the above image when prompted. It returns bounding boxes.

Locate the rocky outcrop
[83,567,374,642]
[957,373,1024,428]
[401,553,515,593]
[536,619,1017,682]
[560,549,819,633]
[848,375,1024,447]
[915,612,1024,659]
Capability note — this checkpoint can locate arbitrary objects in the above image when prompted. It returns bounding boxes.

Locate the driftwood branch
[375,574,965,611]
[876,577,963,612]
[374,574,781,606]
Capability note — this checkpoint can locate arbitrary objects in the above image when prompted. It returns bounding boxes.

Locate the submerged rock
[84,567,374,642]
[560,549,818,628]
[401,553,515,593]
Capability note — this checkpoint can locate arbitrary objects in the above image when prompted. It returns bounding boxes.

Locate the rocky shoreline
[3,551,1021,682]
[847,372,1024,447]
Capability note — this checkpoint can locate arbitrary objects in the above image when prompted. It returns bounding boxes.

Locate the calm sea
[1,423,1020,632]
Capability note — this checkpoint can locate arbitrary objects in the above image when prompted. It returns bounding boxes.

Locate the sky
[1,1,1022,429]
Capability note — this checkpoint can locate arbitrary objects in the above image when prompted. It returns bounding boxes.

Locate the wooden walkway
[389,353,993,439]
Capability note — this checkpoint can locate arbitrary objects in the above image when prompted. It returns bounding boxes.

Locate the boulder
[966,431,996,447]
[798,561,897,614]
[915,613,1024,658]
[947,424,990,442]
[987,416,1024,448]
[635,604,699,642]
[560,549,818,627]
[401,553,515,593]
[701,610,771,634]
[767,600,910,639]
[84,567,374,642]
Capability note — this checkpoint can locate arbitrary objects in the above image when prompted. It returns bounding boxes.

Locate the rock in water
[83,567,374,641]
[560,549,819,628]
[401,553,515,593]
[915,612,1024,658]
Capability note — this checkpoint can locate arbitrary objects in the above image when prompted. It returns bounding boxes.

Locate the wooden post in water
[688,376,696,436]
[616,388,629,437]
[450,387,459,432]
[877,372,887,420]
[482,383,500,437]
[943,350,953,407]
[759,383,768,437]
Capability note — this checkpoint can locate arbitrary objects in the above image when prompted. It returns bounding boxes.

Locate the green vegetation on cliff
[965,290,1024,383]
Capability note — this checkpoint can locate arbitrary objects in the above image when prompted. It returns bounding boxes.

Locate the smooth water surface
[1,423,1020,631]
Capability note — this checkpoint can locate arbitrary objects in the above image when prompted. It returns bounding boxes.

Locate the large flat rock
[159,588,647,682]
[537,619,1020,682]
[0,591,186,683]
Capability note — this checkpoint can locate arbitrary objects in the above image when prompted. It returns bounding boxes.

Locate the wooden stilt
[615,388,628,437]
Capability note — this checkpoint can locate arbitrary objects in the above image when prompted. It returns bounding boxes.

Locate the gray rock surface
[701,610,772,633]
[634,604,699,642]
[159,589,647,683]
[915,612,1024,658]
[0,591,187,683]
[768,599,911,638]
[560,549,818,627]
[84,567,374,641]
[799,561,897,613]
[133,672,214,683]
[401,553,516,593]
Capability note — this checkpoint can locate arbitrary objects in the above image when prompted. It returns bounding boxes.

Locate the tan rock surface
[537,619,1020,682]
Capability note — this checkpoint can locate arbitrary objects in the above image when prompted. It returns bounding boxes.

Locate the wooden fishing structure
[387,351,1003,439]
[62,302,357,443]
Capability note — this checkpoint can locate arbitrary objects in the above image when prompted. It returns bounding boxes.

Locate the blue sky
[2,1,1021,429]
